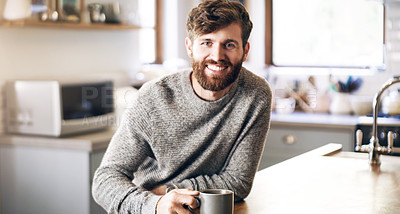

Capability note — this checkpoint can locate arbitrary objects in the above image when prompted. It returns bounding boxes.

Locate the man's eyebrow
[199,38,240,45]
[199,38,213,42]
[225,39,240,45]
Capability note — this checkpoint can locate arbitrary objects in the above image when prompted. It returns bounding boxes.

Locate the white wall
[0,28,140,80]
[0,0,139,84]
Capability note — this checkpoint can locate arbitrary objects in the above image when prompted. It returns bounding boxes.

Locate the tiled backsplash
[386,2,400,73]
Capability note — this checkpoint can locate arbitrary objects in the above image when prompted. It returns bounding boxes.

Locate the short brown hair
[186,0,253,49]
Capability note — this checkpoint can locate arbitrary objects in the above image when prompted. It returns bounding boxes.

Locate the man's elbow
[233,178,253,202]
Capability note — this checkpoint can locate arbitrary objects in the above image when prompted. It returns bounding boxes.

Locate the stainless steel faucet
[355,77,398,165]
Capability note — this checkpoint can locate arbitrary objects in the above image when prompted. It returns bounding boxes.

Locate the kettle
[382,89,400,115]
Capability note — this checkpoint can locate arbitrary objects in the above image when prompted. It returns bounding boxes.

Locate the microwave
[5,80,115,137]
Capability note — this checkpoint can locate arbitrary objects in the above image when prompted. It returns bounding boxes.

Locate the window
[270,0,385,69]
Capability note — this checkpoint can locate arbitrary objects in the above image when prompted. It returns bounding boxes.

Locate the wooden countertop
[233,143,400,214]
[0,128,115,152]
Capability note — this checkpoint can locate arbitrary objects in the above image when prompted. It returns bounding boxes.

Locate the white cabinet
[0,146,106,214]
[0,130,113,214]
[259,121,355,170]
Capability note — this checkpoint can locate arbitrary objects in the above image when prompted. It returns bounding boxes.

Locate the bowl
[350,96,373,115]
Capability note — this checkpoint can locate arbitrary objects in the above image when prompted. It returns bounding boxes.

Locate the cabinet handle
[283,135,296,145]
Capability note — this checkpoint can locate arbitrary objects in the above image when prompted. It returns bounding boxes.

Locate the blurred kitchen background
[1,0,400,213]
[0,0,400,122]
[0,1,398,106]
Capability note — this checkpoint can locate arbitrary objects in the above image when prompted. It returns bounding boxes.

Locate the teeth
[207,65,225,71]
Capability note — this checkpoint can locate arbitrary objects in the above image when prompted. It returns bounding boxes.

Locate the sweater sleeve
[173,100,272,201]
[92,101,161,214]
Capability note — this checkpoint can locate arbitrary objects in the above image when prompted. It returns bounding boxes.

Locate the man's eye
[202,42,212,46]
[225,43,236,49]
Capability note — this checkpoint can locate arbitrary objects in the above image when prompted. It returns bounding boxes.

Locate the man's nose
[209,44,226,61]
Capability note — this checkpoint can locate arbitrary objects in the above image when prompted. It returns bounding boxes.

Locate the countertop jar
[382,89,400,115]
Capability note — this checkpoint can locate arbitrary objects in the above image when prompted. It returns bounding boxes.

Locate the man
[92,0,272,213]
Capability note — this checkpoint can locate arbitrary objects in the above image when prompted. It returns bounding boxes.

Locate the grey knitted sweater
[92,67,272,213]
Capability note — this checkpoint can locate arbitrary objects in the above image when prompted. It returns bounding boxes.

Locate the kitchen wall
[386,3,400,80]
[0,0,267,84]
[0,0,145,137]
[0,1,138,84]
[1,0,400,105]
[0,27,139,80]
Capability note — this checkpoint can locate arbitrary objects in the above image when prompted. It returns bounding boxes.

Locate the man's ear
[185,37,193,57]
[243,42,250,61]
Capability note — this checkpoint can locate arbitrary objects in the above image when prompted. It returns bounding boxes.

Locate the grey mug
[196,189,234,214]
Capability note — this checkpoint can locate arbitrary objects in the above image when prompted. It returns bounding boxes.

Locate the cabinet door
[0,146,90,214]
[259,126,354,170]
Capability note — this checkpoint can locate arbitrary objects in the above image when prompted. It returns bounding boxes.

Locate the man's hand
[156,189,199,214]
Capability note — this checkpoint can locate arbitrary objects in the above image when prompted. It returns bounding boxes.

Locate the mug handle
[183,196,200,214]
[183,204,195,214]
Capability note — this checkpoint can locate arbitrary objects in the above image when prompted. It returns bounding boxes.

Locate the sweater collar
[181,68,241,107]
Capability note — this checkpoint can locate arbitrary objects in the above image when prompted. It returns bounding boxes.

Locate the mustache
[203,59,233,67]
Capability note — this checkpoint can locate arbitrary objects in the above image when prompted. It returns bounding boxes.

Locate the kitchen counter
[0,128,115,152]
[233,143,400,214]
[271,112,360,130]
[0,113,361,151]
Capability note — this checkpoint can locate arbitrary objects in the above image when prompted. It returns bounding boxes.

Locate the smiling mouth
[206,64,229,72]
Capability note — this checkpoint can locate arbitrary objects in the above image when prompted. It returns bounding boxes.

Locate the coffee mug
[196,189,234,214]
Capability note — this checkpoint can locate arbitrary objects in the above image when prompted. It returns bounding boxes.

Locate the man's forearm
[151,185,167,195]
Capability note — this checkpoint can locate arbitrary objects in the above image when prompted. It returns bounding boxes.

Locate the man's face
[186,23,250,91]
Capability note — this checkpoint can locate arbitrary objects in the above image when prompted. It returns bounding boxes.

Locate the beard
[192,57,243,92]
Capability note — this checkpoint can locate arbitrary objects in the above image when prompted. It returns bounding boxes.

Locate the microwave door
[60,81,114,135]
